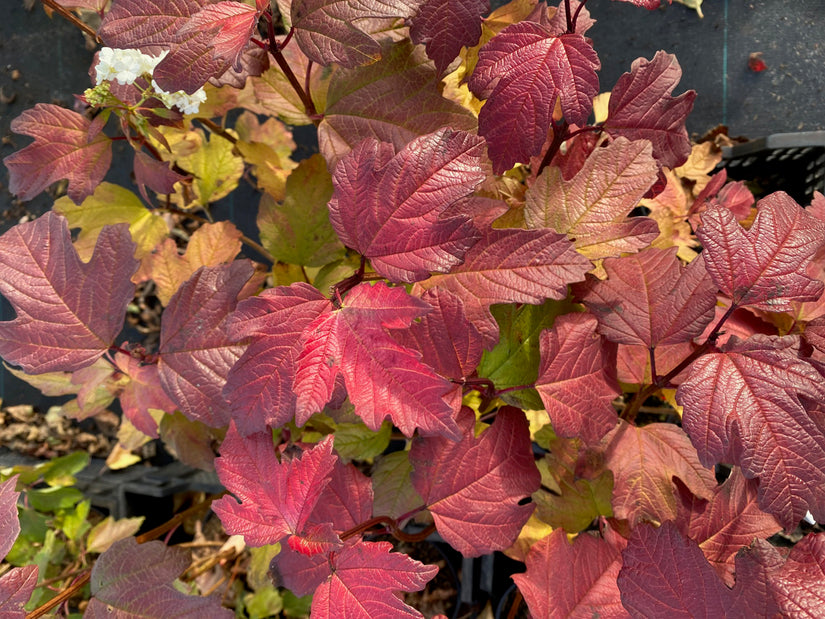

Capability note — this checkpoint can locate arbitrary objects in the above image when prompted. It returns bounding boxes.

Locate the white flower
[94,47,168,86]
[152,79,207,115]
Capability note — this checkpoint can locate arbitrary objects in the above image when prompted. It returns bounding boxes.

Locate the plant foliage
[3,0,825,615]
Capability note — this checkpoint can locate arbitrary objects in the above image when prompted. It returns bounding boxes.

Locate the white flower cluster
[94,47,207,115]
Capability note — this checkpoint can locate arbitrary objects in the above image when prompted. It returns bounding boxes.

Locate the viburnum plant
[2,0,825,616]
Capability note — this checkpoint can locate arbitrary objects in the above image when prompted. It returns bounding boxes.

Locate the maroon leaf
[413,228,592,347]
[535,313,620,445]
[525,137,660,259]
[318,39,477,170]
[329,128,485,283]
[99,0,205,55]
[4,103,112,203]
[0,477,20,559]
[0,213,138,374]
[674,469,782,586]
[576,248,717,347]
[409,0,489,74]
[293,282,461,440]
[159,262,254,427]
[468,23,599,173]
[547,0,596,35]
[153,28,234,94]
[513,528,628,619]
[133,151,189,203]
[291,0,418,67]
[409,407,541,557]
[603,51,695,168]
[697,192,825,312]
[223,283,332,435]
[85,537,232,618]
[617,521,734,618]
[177,1,259,70]
[738,533,825,616]
[676,335,825,529]
[213,427,337,547]
[310,540,438,618]
[603,421,716,525]
[0,566,38,619]
[401,288,483,381]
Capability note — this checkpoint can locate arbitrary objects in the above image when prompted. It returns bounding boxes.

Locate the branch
[40,0,102,45]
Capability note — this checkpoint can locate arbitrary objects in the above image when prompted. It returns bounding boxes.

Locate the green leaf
[43,452,90,487]
[247,544,281,592]
[56,498,91,541]
[6,508,48,565]
[257,154,344,267]
[244,586,284,618]
[371,451,423,520]
[174,131,243,207]
[479,299,580,409]
[333,421,392,462]
[27,486,84,513]
[53,182,169,260]
[282,589,313,617]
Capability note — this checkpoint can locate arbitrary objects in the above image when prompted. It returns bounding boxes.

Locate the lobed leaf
[329,128,485,283]
[293,282,460,439]
[414,227,592,347]
[159,261,254,427]
[177,1,259,71]
[310,540,438,619]
[4,103,112,203]
[696,192,825,312]
[223,283,332,435]
[213,428,337,547]
[0,213,138,374]
[525,137,659,259]
[409,0,489,75]
[676,335,825,529]
[513,528,627,619]
[291,0,417,68]
[468,22,599,173]
[0,565,38,619]
[536,313,620,445]
[576,248,717,347]
[86,537,232,617]
[409,407,541,557]
[99,0,205,55]
[602,51,696,169]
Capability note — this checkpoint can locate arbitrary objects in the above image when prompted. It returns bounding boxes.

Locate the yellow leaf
[87,515,145,554]
[674,0,703,18]
[674,141,722,197]
[169,130,243,208]
[54,182,169,261]
[502,514,554,563]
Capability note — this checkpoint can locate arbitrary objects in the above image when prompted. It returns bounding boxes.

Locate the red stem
[536,121,570,176]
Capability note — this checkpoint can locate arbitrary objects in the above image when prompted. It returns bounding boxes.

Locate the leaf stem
[196,117,237,145]
[265,18,319,124]
[570,0,591,33]
[39,0,103,45]
[536,121,570,176]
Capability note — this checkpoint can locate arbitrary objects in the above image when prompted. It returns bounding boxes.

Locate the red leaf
[409,407,541,557]
[409,0,489,74]
[513,528,628,619]
[576,248,717,347]
[547,0,596,35]
[294,282,461,440]
[469,24,599,173]
[413,228,592,347]
[603,421,716,525]
[86,537,232,618]
[213,428,337,547]
[536,313,620,445]
[270,460,374,595]
[223,283,332,435]
[748,52,768,73]
[291,0,418,68]
[310,540,438,618]
[674,469,782,586]
[152,29,235,94]
[0,477,20,560]
[159,262,254,427]
[99,0,205,55]
[114,352,178,438]
[4,103,112,203]
[0,213,138,374]
[617,522,734,618]
[0,565,38,619]
[697,192,825,311]
[329,128,485,283]
[177,1,259,70]
[133,151,189,203]
[603,51,696,169]
[676,335,825,529]
[400,288,483,381]
[525,137,660,259]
